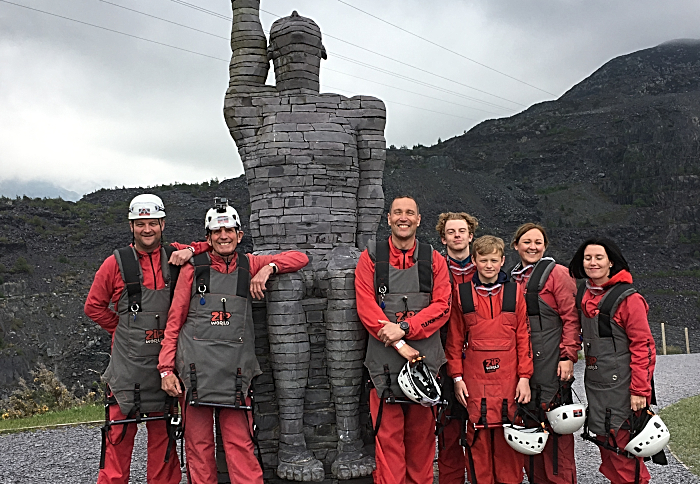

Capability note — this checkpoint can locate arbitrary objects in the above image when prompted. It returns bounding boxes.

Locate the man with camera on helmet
[355,195,451,484]
[158,198,309,484]
[85,194,208,484]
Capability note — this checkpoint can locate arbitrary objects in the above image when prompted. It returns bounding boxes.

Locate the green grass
[0,404,103,432]
[659,394,700,477]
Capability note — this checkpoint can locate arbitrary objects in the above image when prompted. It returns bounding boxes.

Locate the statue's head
[268,11,327,95]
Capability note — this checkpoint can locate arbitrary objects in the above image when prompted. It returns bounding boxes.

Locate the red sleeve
[445,287,466,378]
[169,241,210,255]
[247,251,309,276]
[84,255,121,336]
[404,250,451,340]
[355,249,387,340]
[613,294,656,399]
[515,292,534,379]
[158,264,194,373]
[548,265,582,362]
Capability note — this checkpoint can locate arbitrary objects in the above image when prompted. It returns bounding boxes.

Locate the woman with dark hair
[569,238,656,484]
[510,223,581,484]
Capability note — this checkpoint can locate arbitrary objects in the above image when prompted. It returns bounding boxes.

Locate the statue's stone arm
[229,0,269,87]
[350,96,387,250]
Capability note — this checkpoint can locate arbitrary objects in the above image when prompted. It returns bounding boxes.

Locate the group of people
[358,196,660,484]
[85,192,660,484]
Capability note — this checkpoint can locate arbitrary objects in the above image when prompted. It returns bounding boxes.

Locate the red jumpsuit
[580,270,656,484]
[85,241,206,484]
[445,275,533,484]
[159,250,309,484]
[355,238,451,484]
[515,263,580,484]
[438,255,476,484]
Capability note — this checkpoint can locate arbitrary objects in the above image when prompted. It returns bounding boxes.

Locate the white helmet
[504,424,549,455]
[546,403,587,434]
[128,194,165,220]
[205,197,241,231]
[397,357,441,407]
[624,409,670,457]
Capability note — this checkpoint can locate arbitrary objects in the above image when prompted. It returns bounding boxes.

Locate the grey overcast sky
[1,0,699,196]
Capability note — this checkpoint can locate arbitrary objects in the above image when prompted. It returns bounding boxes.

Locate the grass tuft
[0,404,103,433]
[659,394,700,476]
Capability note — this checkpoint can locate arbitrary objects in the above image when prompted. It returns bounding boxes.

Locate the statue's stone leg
[267,273,324,482]
[322,248,375,479]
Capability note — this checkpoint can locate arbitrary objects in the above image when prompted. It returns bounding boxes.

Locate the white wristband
[453,376,463,383]
[160,370,172,378]
[393,339,406,350]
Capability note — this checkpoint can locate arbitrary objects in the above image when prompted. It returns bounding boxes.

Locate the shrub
[1,365,80,420]
[11,257,33,274]
[58,256,69,264]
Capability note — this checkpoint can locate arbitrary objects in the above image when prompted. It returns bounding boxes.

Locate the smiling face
[388,197,421,246]
[583,244,612,285]
[474,249,505,284]
[130,219,164,253]
[514,228,546,266]
[207,227,244,258]
[442,219,473,256]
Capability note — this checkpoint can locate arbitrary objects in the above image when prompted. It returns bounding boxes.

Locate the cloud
[0,0,698,195]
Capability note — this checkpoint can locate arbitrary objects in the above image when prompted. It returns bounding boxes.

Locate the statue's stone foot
[331,451,376,480]
[277,450,325,482]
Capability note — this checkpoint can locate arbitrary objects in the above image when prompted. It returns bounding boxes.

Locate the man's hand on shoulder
[168,247,195,266]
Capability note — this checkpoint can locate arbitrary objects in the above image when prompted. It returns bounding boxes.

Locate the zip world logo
[211,311,231,326]
[483,358,500,373]
[145,329,165,344]
[395,310,417,322]
[586,356,598,370]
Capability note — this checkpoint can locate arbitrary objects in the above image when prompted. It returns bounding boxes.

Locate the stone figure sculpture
[224,0,386,481]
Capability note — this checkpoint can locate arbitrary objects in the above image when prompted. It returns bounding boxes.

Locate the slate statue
[224,0,386,480]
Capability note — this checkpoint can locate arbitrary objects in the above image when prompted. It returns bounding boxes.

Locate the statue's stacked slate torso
[224,1,386,481]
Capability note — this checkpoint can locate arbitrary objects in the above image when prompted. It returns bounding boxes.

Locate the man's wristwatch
[268,262,278,274]
[399,321,410,336]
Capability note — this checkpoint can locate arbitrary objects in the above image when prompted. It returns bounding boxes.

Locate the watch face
[400,321,409,331]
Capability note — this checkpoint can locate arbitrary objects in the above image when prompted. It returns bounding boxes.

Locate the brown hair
[510,223,549,249]
[472,235,505,257]
[390,195,419,214]
[435,212,479,239]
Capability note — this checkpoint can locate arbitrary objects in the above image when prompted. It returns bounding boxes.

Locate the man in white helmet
[158,197,309,484]
[85,193,208,484]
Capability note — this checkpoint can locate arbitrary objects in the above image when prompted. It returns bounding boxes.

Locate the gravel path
[1,354,698,483]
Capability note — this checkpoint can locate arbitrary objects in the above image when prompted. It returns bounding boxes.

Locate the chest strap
[459,281,517,314]
[375,240,432,297]
[193,252,250,299]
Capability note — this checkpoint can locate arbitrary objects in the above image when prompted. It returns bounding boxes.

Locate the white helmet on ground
[205,197,241,231]
[128,194,166,220]
[397,357,441,407]
[504,424,549,455]
[624,409,670,457]
[546,403,587,434]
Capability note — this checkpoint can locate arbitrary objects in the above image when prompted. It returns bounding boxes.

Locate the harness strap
[245,377,264,471]
[416,241,433,293]
[116,247,142,313]
[501,399,510,425]
[502,281,517,313]
[235,368,244,407]
[236,252,250,299]
[132,384,142,423]
[189,363,199,405]
[598,283,635,337]
[479,398,488,428]
[575,282,586,311]
[459,282,475,314]
[162,245,182,303]
[525,258,556,317]
[375,241,390,296]
[193,253,211,295]
[371,365,393,436]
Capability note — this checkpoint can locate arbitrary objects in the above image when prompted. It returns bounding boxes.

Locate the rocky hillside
[2,40,700,398]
